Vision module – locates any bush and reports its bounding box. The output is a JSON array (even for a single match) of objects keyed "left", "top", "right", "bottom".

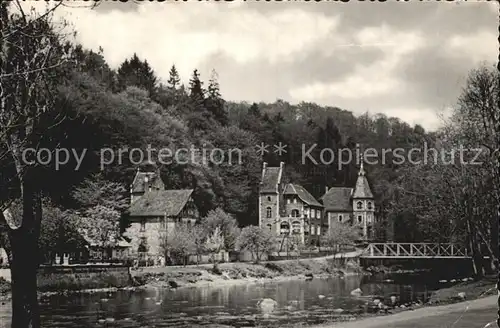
[
  {"left": 0, "top": 277, "right": 11, "bottom": 294},
  {"left": 264, "top": 262, "right": 284, "bottom": 273}
]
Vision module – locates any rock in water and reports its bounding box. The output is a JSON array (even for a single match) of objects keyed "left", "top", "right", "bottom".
[
  {"left": 318, "top": 295, "right": 326, "bottom": 299},
  {"left": 350, "top": 288, "right": 363, "bottom": 296},
  {"left": 257, "top": 298, "right": 278, "bottom": 313},
  {"left": 168, "top": 280, "right": 179, "bottom": 288},
  {"left": 457, "top": 292, "right": 466, "bottom": 300}
]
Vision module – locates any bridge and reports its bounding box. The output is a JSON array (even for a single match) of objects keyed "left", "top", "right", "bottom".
[{"left": 361, "top": 243, "right": 471, "bottom": 259}]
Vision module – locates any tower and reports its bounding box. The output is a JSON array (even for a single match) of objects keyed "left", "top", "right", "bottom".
[
  {"left": 258, "top": 162, "right": 284, "bottom": 235},
  {"left": 352, "top": 160, "right": 375, "bottom": 240}
]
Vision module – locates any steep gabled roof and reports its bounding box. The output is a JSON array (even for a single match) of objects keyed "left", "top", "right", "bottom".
[
  {"left": 129, "top": 189, "right": 194, "bottom": 217},
  {"left": 353, "top": 163, "right": 374, "bottom": 199},
  {"left": 260, "top": 166, "right": 282, "bottom": 193},
  {"left": 283, "top": 183, "right": 323, "bottom": 207},
  {"left": 320, "top": 187, "right": 353, "bottom": 212},
  {"left": 131, "top": 170, "right": 165, "bottom": 193}
]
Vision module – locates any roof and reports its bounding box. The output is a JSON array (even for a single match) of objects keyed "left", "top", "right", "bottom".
[
  {"left": 353, "top": 175, "right": 374, "bottom": 198},
  {"left": 131, "top": 170, "right": 165, "bottom": 193},
  {"left": 260, "top": 166, "right": 282, "bottom": 193},
  {"left": 129, "top": 189, "right": 194, "bottom": 217},
  {"left": 320, "top": 187, "right": 353, "bottom": 212},
  {"left": 283, "top": 183, "right": 323, "bottom": 207}
]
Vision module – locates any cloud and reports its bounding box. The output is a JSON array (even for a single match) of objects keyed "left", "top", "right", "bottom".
[
  {"left": 18, "top": 1, "right": 498, "bottom": 131},
  {"left": 289, "top": 25, "right": 424, "bottom": 100},
  {"left": 446, "top": 30, "right": 498, "bottom": 64}
]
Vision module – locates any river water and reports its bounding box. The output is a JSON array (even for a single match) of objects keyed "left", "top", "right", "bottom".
[{"left": 0, "top": 271, "right": 470, "bottom": 328}]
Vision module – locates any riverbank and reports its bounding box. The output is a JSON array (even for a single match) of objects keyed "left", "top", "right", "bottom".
[
  {"left": 269, "top": 275, "right": 497, "bottom": 328},
  {"left": 319, "top": 294, "right": 497, "bottom": 328},
  {"left": 132, "top": 256, "right": 365, "bottom": 290}
]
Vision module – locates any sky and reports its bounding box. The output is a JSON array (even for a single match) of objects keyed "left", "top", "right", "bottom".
[{"left": 25, "top": 1, "right": 498, "bottom": 131}]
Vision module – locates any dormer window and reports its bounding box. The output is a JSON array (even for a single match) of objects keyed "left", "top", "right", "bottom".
[
  {"left": 293, "top": 198, "right": 297, "bottom": 204},
  {"left": 367, "top": 202, "right": 373, "bottom": 210},
  {"left": 287, "top": 198, "right": 291, "bottom": 204},
  {"left": 357, "top": 201, "right": 363, "bottom": 210}
]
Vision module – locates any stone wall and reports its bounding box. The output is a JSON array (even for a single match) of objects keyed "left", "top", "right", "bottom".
[{"left": 37, "top": 264, "right": 131, "bottom": 292}]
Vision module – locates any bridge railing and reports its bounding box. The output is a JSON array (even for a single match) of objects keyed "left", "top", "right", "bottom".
[{"left": 362, "top": 243, "right": 470, "bottom": 258}]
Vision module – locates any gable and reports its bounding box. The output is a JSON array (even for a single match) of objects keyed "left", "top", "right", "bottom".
[
  {"left": 320, "top": 187, "right": 353, "bottom": 212},
  {"left": 129, "top": 189, "right": 194, "bottom": 217}
]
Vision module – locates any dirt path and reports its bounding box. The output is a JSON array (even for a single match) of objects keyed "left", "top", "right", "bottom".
[{"left": 320, "top": 295, "right": 497, "bottom": 328}]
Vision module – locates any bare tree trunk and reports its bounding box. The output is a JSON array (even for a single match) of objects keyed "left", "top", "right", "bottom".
[{"left": 4, "top": 171, "right": 42, "bottom": 328}]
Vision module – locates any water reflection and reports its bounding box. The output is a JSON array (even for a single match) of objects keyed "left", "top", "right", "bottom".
[{"left": 0, "top": 272, "right": 467, "bottom": 328}]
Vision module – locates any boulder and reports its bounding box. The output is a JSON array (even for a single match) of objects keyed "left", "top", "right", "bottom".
[
  {"left": 350, "top": 288, "right": 363, "bottom": 296},
  {"left": 168, "top": 280, "right": 179, "bottom": 288},
  {"left": 257, "top": 298, "right": 278, "bottom": 313},
  {"left": 457, "top": 292, "right": 466, "bottom": 300}
]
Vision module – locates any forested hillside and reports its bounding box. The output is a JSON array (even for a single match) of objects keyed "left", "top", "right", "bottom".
[
  {"left": 1, "top": 28, "right": 498, "bottom": 261},
  {"left": 11, "top": 46, "right": 435, "bottom": 226}
]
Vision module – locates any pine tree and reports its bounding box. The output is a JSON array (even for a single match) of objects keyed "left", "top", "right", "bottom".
[
  {"left": 167, "top": 64, "right": 181, "bottom": 90},
  {"left": 248, "top": 103, "right": 260, "bottom": 117},
  {"left": 189, "top": 69, "right": 204, "bottom": 101},
  {"left": 206, "top": 69, "right": 227, "bottom": 125},
  {"left": 117, "top": 53, "right": 157, "bottom": 95}
]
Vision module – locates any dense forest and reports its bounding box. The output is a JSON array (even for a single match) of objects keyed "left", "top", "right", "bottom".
[{"left": 1, "top": 3, "right": 499, "bottom": 326}]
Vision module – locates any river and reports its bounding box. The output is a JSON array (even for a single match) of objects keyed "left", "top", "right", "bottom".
[{"left": 0, "top": 271, "right": 471, "bottom": 328}]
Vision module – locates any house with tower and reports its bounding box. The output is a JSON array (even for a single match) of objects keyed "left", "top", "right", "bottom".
[{"left": 258, "top": 160, "right": 378, "bottom": 245}]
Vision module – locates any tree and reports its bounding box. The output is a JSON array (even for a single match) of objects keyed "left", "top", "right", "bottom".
[
  {"left": 77, "top": 205, "right": 121, "bottom": 257},
  {"left": 205, "top": 69, "right": 227, "bottom": 125},
  {"left": 116, "top": 53, "right": 158, "bottom": 95},
  {"left": 205, "top": 226, "right": 224, "bottom": 266},
  {"left": 236, "top": 226, "right": 275, "bottom": 263},
  {"left": 189, "top": 69, "right": 204, "bottom": 103},
  {"left": 201, "top": 208, "right": 240, "bottom": 251},
  {"left": 321, "top": 223, "right": 360, "bottom": 256},
  {"left": 37, "top": 202, "right": 83, "bottom": 264},
  {"left": 167, "top": 64, "right": 181, "bottom": 90},
  {"left": 0, "top": 3, "right": 71, "bottom": 326},
  {"left": 160, "top": 224, "right": 195, "bottom": 266}
]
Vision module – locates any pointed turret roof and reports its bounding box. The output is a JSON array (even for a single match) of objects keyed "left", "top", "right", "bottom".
[{"left": 353, "top": 160, "right": 373, "bottom": 199}]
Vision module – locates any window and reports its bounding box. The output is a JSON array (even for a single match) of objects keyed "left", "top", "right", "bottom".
[
  {"left": 367, "top": 202, "right": 373, "bottom": 210},
  {"left": 311, "top": 225, "right": 316, "bottom": 235},
  {"left": 140, "top": 220, "right": 146, "bottom": 232},
  {"left": 317, "top": 225, "right": 321, "bottom": 235},
  {"left": 311, "top": 209, "right": 316, "bottom": 217},
  {"left": 267, "top": 224, "right": 272, "bottom": 231},
  {"left": 267, "top": 196, "right": 272, "bottom": 202},
  {"left": 280, "top": 222, "right": 290, "bottom": 235},
  {"left": 266, "top": 207, "right": 272, "bottom": 218},
  {"left": 293, "top": 198, "right": 297, "bottom": 204},
  {"left": 316, "top": 210, "right": 321, "bottom": 219},
  {"left": 339, "top": 215, "right": 343, "bottom": 223},
  {"left": 291, "top": 209, "right": 300, "bottom": 217},
  {"left": 357, "top": 201, "right": 363, "bottom": 209},
  {"left": 287, "top": 198, "right": 291, "bottom": 204},
  {"left": 358, "top": 215, "right": 362, "bottom": 223},
  {"left": 292, "top": 221, "right": 301, "bottom": 234}
]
